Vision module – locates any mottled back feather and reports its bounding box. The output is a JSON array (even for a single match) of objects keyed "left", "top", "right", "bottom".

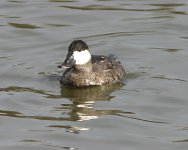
[{"left": 61, "top": 54, "right": 125, "bottom": 87}]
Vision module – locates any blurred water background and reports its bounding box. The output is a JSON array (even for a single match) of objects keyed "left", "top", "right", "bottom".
[{"left": 0, "top": 0, "right": 188, "bottom": 150}]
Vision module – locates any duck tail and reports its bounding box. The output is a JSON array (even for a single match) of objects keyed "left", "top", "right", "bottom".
[{"left": 108, "top": 54, "right": 117, "bottom": 60}]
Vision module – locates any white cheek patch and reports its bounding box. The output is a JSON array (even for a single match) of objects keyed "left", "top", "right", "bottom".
[{"left": 73, "top": 50, "right": 91, "bottom": 65}]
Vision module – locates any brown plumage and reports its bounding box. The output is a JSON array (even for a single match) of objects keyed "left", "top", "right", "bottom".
[{"left": 58, "top": 40, "right": 125, "bottom": 87}]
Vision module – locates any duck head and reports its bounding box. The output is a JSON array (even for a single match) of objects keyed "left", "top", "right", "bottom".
[{"left": 58, "top": 40, "right": 92, "bottom": 69}]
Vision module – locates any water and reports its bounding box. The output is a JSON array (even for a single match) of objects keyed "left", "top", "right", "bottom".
[{"left": 0, "top": 0, "right": 188, "bottom": 149}]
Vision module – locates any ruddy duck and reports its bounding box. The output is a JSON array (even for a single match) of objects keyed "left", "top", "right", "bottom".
[{"left": 58, "top": 40, "right": 125, "bottom": 87}]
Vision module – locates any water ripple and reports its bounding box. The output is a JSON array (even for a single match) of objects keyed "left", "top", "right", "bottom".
[
  {"left": 173, "top": 139, "right": 188, "bottom": 142},
  {"left": 116, "top": 113, "right": 167, "bottom": 124},
  {"left": 0, "top": 86, "right": 55, "bottom": 97},
  {"left": 8, "top": 0, "right": 25, "bottom": 3},
  {"left": 49, "top": 0, "right": 77, "bottom": 2},
  {"left": 61, "top": 5, "right": 173, "bottom": 11},
  {"left": 47, "top": 125, "right": 90, "bottom": 134},
  {"left": 77, "top": 31, "right": 154, "bottom": 40},
  {"left": 8, "top": 22, "right": 41, "bottom": 29},
  {"left": 152, "top": 75, "right": 187, "bottom": 82},
  {"left": 150, "top": 3, "right": 186, "bottom": 7}
]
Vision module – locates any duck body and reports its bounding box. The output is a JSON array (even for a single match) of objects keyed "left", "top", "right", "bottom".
[{"left": 58, "top": 40, "right": 125, "bottom": 87}]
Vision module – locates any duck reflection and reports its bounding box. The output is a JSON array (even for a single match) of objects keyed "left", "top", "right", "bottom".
[
  {"left": 0, "top": 83, "right": 127, "bottom": 123},
  {"left": 57, "top": 83, "right": 124, "bottom": 121}
]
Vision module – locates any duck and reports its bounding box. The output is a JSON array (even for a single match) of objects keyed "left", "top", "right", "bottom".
[{"left": 58, "top": 40, "right": 125, "bottom": 87}]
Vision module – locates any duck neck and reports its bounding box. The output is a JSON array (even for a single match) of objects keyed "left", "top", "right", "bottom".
[{"left": 74, "top": 59, "right": 93, "bottom": 73}]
